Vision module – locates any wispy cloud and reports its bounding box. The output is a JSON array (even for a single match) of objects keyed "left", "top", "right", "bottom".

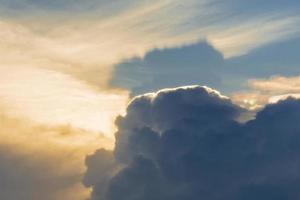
[
  {"left": 0, "top": 0, "right": 218, "bottom": 135},
  {"left": 232, "top": 75, "right": 300, "bottom": 109},
  {"left": 208, "top": 14, "right": 300, "bottom": 58},
  {"left": 1, "top": 0, "right": 299, "bottom": 87}
]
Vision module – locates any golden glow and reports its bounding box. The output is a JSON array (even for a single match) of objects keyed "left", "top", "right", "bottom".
[
  {"left": 232, "top": 75, "right": 300, "bottom": 109},
  {"left": 0, "top": 66, "right": 129, "bottom": 137},
  {"left": 0, "top": 109, "right": 114, "bottom": 200},
  {"left": 0, "top": 3, "right": 209, "bottom": 198},
  {"left": 1, "top": 1, "right": 300, "bottom": 199}
]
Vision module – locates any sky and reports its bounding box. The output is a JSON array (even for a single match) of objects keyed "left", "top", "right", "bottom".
[{"left": 1, "top": 0, "right": 300, "bottom": 200}]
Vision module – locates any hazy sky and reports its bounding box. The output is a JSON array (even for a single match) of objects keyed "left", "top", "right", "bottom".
[{"left": 1, "top": 1, "right": 300, "bottom": 200}]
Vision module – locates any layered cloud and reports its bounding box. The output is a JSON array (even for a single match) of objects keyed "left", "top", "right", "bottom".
[
  {"left": 0, "top": 0, "right": 213, "bottom": 87},
  {"left": 1, "top": 0, "right": 300, "bottom": 87},
  {"left": 111, "top": 37, "right": 300, "bottom": 97},
  {"left": 232, "top": 75, "right": 300, "bottom": 109},
  {"left": 84, "top": 85, "right": 300, "bottom": 200}
]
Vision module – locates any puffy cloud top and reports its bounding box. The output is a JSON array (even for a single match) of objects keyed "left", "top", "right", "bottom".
[{"left": 84, "top": 86, "right": 300, "bottom": 200}]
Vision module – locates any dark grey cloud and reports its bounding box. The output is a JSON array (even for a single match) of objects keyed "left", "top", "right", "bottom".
[
  {"left": 111, "top": 42, "right": 224, "bottom": 95},
  {"left": 111, "top": 38, "right": 300, "bottom": 96},
  {"left": 84, "top": 85, "right": 300, "bottom": 200}
]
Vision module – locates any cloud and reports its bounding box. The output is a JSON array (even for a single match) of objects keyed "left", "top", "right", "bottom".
[
  {"left": 208, "top": 15, "right": 300, "bottom": 58},
  {"left": 84, "top": 85, "right": 300, "bottom": 200},
  {"left": 0, "top": 1, "right": 216, "bottom": 87},
  {"left": 111, "top": 42, "right": 225, "bottom": 96},
  {"left": 1, "top": 0, "right": 300, "bottom": 137},
  {"left": 0, "top": 0, "right": 298, "bottom": 199},
  {"left": 0, "top": 66, "right": 129, "bottom": 136},
  {"left": 0, "top": 1, "right": 219, "bottom": 136},
  {"left": 111, "top": 36, "right": 300, "bottom": 97},
  {"left": 1, "top": 0, "right": 299, "bottom": 88},
  {"left": 0, "top": 108, "right": 114, "bottom": 200},
  {"left": 232, "top": 75, "right": 300, "bottom": 109}
]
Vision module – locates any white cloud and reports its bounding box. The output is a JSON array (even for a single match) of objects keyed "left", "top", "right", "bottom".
[{"left": 208, "top": 15, "right": 300, "bottom": 58}]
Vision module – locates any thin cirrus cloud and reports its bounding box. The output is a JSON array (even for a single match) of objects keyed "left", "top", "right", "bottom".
[
  {"left": 0, "top": 0, "right": 299, "bottom": 87},
  {"left": 208, "top": 15, "right": 300, "bottom": 58}
]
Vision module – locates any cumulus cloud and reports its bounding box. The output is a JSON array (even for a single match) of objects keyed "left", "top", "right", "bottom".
[
  {"left": 84, "top": 85, "right": 300, "bottom": 200},
  {"left": 2, "top": 1, "right": 300, "bottom": 199}
]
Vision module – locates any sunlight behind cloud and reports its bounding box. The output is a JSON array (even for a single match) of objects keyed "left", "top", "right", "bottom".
[
  {"left": 0, "top": 66, "right": 129, "bottom": 137},
  {"left": 232, "top": 75, "right": 300, "bottom": 110},
  {"left": 1, "top": 1, "right": 300, "bottom": 199},
  {"left": 0, "top": 110, "right": 114, "bottom": 200}
]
